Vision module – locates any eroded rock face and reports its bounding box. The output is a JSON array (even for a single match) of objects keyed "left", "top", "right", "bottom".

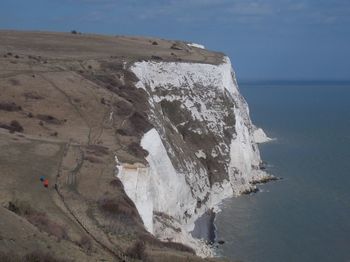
[{"left": 116, "top": 57, "right": 270, "bottom": 256}]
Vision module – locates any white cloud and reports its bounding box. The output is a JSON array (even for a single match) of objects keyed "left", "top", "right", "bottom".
[
  {"left": 228, "top": 2, "right": 275, "bottom": 16},
  {"left": 61, "top": 0, "right": 350, "bottom": 27}
]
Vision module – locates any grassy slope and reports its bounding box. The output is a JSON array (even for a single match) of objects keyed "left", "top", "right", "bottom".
[{"left": 0, "top": 30, "right": 227, "bottom": 262}]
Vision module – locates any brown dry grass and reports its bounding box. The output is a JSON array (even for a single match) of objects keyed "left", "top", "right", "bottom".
[
  {"left": 0, "top": 120, "right": 24, "bottom": 133},
  {"left": 77, "top": 235, "right": 93, "bottom": 252},
  {"left": 0, "top": 251, "right": 70, "bottom": 262},
  {"left": 84, "top": 155, "right": 103, "bottom": 164},
  {"left": 126, "top": 240, "right": 148, "bottom": 261},
  {"left": 36, "top": 114, "right": 63, "bottom": 125},
  {"left": 7, "top": 201, "right": 68, "bottom": 241},
  {"left": 109, "top": 179, "right": 124, "bottom": 189},
  {"left": 98, "top": 196, "right": 138, "bottom": 218},
  {"left": 0, "top": 30, "right": 227, "bottom": 262},
  {"left": 0, "top": 102, "right": 22, "bottom": 111},
  {"left": 86, "top": 144, "right": 109, "bottom": 156},
  {"left": 139, "top": 233, "right": 195, "bottom": 255}
]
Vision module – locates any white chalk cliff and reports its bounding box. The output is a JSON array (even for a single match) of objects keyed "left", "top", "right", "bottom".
[{"left": 116, "top": 56, "right": 271, "bottom": 256}]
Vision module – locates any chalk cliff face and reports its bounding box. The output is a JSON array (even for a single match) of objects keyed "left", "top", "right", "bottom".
[
  {"left": 0, "top": 31, "right": 272, "bottom": 260},
  {"left": 116, "top": 56, "right": 270, "bottom": 256}
]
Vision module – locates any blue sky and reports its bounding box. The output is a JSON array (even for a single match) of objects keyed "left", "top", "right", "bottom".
[{"left": 1, "top": 0, "right": 349, "bottom": 80}]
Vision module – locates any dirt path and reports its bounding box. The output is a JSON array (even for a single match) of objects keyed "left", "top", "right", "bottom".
[
  {"left": 39, "top": 74, "right": 93, "bottom": 145},
  {"left": 0, "top": 30, "right": 227, "bottom": 261}
]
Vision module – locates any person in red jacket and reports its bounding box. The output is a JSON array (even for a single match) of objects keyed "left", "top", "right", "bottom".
[{"left": 43, "top": 179, "right": 49, "bottom": 188}]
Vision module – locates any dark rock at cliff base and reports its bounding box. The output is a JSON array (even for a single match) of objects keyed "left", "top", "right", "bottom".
[
  {"left": 241, "top": 187, "right": 259, "bottom": 195},
  {"left": 259, "top": 161, "right": 268, "bottom": 170},
  {"left": 251, "top": 176, "right": 280, "bottom": 185}
]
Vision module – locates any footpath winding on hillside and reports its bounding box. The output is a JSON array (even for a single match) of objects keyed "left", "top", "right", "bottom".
[{"left": 0, "top": 30, "right": 227, "bottom": 262}]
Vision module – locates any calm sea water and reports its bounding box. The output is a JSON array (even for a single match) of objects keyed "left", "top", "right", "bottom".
[{"left": 215, "top": 81, "right": 350, "bottom": 262}]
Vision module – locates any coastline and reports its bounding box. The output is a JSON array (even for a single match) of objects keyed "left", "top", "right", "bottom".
[
  {"left": 122, "top": 55, "right": 276, "bottom": 258},
  {"left": 190, "top": 174, "right": 280, "bottom": 256},
  {"left": 190, "top": 135, "right": 278, "bottom": 256}
]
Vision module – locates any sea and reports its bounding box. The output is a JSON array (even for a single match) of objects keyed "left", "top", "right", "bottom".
[{"left": 215, "top": 81, "right": 350, "bottom": 262}]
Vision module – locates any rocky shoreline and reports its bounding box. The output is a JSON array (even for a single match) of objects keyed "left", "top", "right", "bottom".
[{"left": 191, "top": 162, "right": 281, "bottom": 254}]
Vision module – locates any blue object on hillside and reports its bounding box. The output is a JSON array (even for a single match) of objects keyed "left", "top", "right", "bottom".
[{"left": 40, "top": 176, "right": 45, "bottom": 182}]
